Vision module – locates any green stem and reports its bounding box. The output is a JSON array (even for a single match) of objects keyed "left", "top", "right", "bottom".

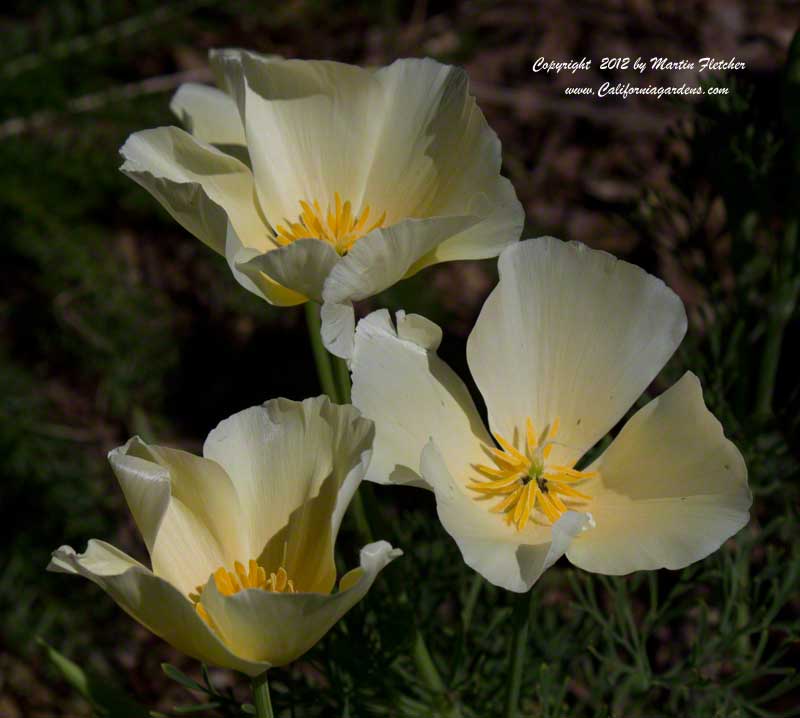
[
  {"left": 755, "top": 219, "right": 799, "bottom": 422},
  {"left": 252, "top": 671, "right": 274, "bottom": 718},
  {"left": 350, "top": 490, "right": 373, "bottom": 543},
  {"left": 462, "top": 573, "right": 484, "bottom": 636},
  {"left": 321, "top": 349, "right": 371, "bottom": 545},
  {"left": 333, "top": 354, "right": 351, "bottom": 404},
  {"left": 505, "top": 591, "right": 533, "bottom": 718},
  {"left": 304, "top": 302, "right": 339, "bottom": 403},
  {"left": 736, "top": 552, "right": 751, "bottom": 657},
  {"left": 298, "top": 320, "right": 461, "bottom": 718},
  {"left": 754, "top": 314, "right": 785, "bottom": 421}
]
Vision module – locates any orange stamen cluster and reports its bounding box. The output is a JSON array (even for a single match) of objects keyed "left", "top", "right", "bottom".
[
  {"left": 274, "top": 192, "right": 386, "bottom": 255},
  {"left": 190, "top": 560, "right": 296, "bottom": 626},
  {"left": 468, "top": 418, "right": 595, "bottom": 531}
]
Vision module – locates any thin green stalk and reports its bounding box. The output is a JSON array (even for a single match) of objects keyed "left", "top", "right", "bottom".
[
  {"left": 350, "top": 490, "right": 373, "bottom": 543},
  {"left": 304, "top": 302, "right": 339, "bottom": 403},
  {"left": 462, "top": 573, "right": 484, "bottom": 636},
  {"left": 736, "top": 546, "right": 752, "bottom": 657},
  {"left": 346, "top": 469, "right": 454, "bottom": 711},
  {"left": 333, "top": 354, "right": 351, "bottom": 404},
  {"left": 755, "top": 313, "right": 788, "bottom": 421},
  {"left": 324, "top": 341, "right": 459, "bottom": 716},
  {"left": 324, "top": 348, "right": 370, "bottom": 542},
  {"left": 755, "top": 219, "right": 799, "bottom": 422},
  {"left": 505, "top": 591, "right": 533, "bottom": 718},
  {"left": 252, "top": 671, "right": 274, "bottom": 718}
]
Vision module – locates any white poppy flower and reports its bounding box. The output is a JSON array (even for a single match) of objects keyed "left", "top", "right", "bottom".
[
  {"left": 120, "top": 51, "right": 524, "bottom": 357},
  {"left": 49, "top": 397, "right": 401, "bottom": 673},
  {"left": 350, "top": 238, "right": 750, "bottom": 592}
]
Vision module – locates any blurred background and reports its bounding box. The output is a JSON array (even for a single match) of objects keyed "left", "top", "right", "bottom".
[{"left": 2, "top": 1, "right": 799, "bottom": 716}]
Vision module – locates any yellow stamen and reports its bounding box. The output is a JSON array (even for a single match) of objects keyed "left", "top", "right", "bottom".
[
  {"left": 551, "top": 483, "right": 591, "bottom": 501},
  {"left": 274, "top": 192, "right": 386, "bottom": 255},
  {"left": 191, "top": 559, "right": 297, "bottom": 628},
  {"left": 467, "top": 416, "right": 592, "bottom": 531},
  {"left": 473, "top": 464, "right": 516, "bottom": 480},
  {"left": 539, "top": 492, "right": 562, "bottom": 523},
  {"left": 195, "top": 602, "right": 217, "bottom": 632},
  {"left": 513, "top": 484, "right": 531, "bottom": 530},
  {"left": 549, "top": 466, "right": 598, "bottom": 479},
  {"left": 521, "top": 485, "right": 538, "bottom": 530},
  {"left": 485, "top": 447, "right": 525, "bottom": 470},
  {"left": 549, "top": 493, "right": 568, "bottom": 514},
  {"left": 526, "top": 418, "right": 538, "bottom": 452},
  {"left": 493, "top": 432, "right": 528, "bottom": 463},
  {"left": 469, "top": 475, "right": 523, "bottom": 492},
  {"left": 490, "top": 489, "right": 522, "bottom": 514}
]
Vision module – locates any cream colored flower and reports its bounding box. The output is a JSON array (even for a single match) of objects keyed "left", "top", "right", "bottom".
[
  {"left": 120, "top": 51, "right": 524, "bottom": 357},
  {"left": 49, "top": 397, "right": 401, "bottom": 673},
  {"left": 350, "top": 237, "right": 750, "bottom": 592}
]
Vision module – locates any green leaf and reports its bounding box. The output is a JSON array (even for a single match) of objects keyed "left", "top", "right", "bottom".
[
  {"left": 38, "top": 637, "right": 91, "bottom": 700},
  {"left": 161, "top": 663, "right": 208, "bottom": 694},
  {"left": 38, "top": 638, "right": 150, "bottom": 718},
  {"left": 172, "top": 702, "right": 223, "bottom": 714}
]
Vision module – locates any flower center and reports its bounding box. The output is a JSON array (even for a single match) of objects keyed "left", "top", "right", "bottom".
[
  {"left": 468, "top": 417, "right": 595, "bottom": 531},
  {"left": 274, "top": 192, "right": 386, "bottom": 255},
  {"left": 190, "top": 559, "right": 296, "bottom": 626}
]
